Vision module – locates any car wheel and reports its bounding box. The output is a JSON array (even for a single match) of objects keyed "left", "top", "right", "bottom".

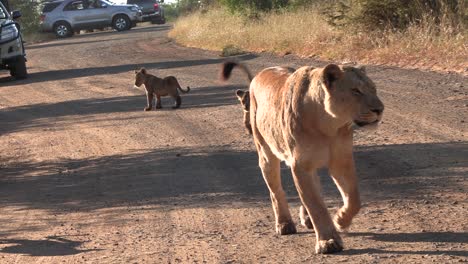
[
  {"left": 113, "top": 15, "right": 130, "bottom": 31},
  {"left": 54, "top": 21, "right": 73, "bottom": 38},
  {"left": 10, "top": 56, "right": 27, "bottom": 79}
]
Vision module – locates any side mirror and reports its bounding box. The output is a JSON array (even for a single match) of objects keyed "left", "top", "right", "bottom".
[{"left": 11, "top": 10, "right": 21, "bottom": 20}]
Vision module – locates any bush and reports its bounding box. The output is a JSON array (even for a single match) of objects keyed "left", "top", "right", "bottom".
[
  {"left": 9, "top": 0, "right": 41, "bottom": 35},
  {"left": 220, "top": 0, "right": 289, "bottom": 14},
  {"left": 325, "top": 0, "right": 467, "bottom": 31}
]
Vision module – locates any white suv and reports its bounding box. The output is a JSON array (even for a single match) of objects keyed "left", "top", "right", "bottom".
[
  {"left": 0, "top": 2, "right": 27, "bottom": 79},
  {"left": 40, "top": 0, "right": 142, "bottom": 38}
]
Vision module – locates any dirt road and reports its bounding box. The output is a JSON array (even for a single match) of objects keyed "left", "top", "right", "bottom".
[{"left": 0, "top": 25, "right": 467, "bottom": 263}]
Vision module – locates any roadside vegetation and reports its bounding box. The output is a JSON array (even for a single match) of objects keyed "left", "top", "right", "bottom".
[{"left": 170, "top": 0, "right": 467, "bottom": 72}]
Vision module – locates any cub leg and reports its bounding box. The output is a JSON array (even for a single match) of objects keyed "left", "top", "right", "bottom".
[
  {"left": 172, "top": 95, "right": 181, "bottom": 109},
  {"left": 144, "top": 93, "right": 154, "bottom": 111},
  {"left": 257, "top": 147, "right": 296, "bottom": 235},
  {"left": 291, "top": 163, "right": 343, "bottom": 254},
  {"left": 155, "top": 95, "right": 163, "bottom": 109}
]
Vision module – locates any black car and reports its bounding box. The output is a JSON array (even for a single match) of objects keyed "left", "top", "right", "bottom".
[{"left": 127, "top": 0, "right": 164, "bottom": 24}]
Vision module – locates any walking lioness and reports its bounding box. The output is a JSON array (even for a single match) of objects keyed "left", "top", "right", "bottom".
[
  {"left": 134, "top": 68, "right": 190, "bottom": 111},
  {"left": 222, "top": 61, "right": 384, "bottom": 254}
]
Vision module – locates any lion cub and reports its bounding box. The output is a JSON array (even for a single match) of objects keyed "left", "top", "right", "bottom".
[
  {"left": 134, "top": 68, "right": 190, "bottom": 111},
  {"left": 235, "top": 89, "right": 252, "bottom": 134}
]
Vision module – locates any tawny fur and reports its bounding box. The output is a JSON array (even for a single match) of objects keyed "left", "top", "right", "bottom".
[
  {"left": 134, "top": 68, "right": 190, "bottom": 111},
  {"left": 222, "top": 62, "right": 384, "bottom": 254}
]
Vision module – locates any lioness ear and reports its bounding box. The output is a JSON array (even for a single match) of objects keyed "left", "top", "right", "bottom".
[
  {"left": 236, "top": 89, "right": 246, "bottom": 99},
  {"left": 356, "top": 65, "right": 366, "bottom": 74},
  {"left": 140, "top": 68, "right": 147, "bottom": 75},
  {"left": 322, "top": 64, "right": 343, "bottom": 90}
]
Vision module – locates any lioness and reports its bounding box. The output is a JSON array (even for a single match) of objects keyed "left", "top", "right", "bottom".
[
  {"left": 134, "top": 68, "right": 190, "bottom": 111},
  {"left": 222, "top": 61, "right": 384, "bottom": 254}
]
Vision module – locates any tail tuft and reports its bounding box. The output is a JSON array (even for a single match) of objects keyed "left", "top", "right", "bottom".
[{"left": 221, "top": 61, "right": 238, "bottom": 81}]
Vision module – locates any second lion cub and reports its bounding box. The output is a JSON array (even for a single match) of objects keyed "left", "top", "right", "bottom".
[{"left": 134, "top": 68, "right": 190, "bottom": 111}]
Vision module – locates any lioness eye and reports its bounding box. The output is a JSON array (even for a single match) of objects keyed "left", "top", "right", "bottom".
[{"left": 352, "top": 88, "right": 363, "bottom": 96}]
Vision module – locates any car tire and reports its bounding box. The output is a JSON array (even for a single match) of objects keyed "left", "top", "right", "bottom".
[
  {"left": 113, "top": 15, "right": 130, "bottom": 31},
  {"left": 54, "top": 21, "right": 73, "bottom": 38},
  {"left": 10, "top": 56, "right": 27, "bottom": 79}
]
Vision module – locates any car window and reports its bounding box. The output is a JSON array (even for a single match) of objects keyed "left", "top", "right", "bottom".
[
  {"left": 42, "top": 2, "right": 62, "bottom": 13},
  {"left": 63, "top": 0, "right": 85, "bottom": 11}
]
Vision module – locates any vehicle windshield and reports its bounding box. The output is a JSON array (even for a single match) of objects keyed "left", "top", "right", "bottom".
[
  {"left": 100, "top": 0, "right": 115, "bottom": 5},
  {"left": 0, "top": 3, "right": 7, "bottom": 20}
]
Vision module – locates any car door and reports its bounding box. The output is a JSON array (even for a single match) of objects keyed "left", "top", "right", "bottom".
[
  {"left": 85, "top": 0, "right": 111, "bottom": 26},
  {"left": 62, "top": 0, "right": 93, "bottom": 28}
]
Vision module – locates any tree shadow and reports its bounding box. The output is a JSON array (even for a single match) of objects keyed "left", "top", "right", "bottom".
[
  {"left": 0, "top": 85, "right": 243, "bottom": 135},
  {"left": 0, "top": 142, "right": 465, "bottom": 214},
  {"left": 0, "top": 236, "right": 98, "bottom": 256},
  {"left": 350, "top": 231, "right": 468, "bottom": 243},
  {"left": 0, "top": 53, "right": 257, "bottom": 86},
  {"left": 341, "top": 248, "right": 467, "bottom": 257},
  {"left": 353, "top": 142, "right": 467, "bottom": 200},
  {"left": 25, "top": 37, "right": 137, "bottom": 50}
]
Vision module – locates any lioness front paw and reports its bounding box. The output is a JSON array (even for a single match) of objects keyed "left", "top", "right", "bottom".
[
  {"left": 144, "top": 107, "right": 152, "bottom": 111},
  {"left": 315, "top": 238, "right": 343, "bottom": 254},
  {"left": 333, "top": 210, "right": 353, "bottom": 232},
  {"left": 276, "top": 221, "right": 297, "bottom": 235}
]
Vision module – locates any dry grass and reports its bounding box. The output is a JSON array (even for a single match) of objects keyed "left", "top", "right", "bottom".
[
  {"left": 23, "top": 32, "right": 56, "bottom": 44},
  {"left": 169, "top": 8, "right": 467, "bottom": 73}
]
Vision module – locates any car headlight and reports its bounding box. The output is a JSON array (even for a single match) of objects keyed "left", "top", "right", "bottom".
[{"left": 0, "top": 24, "right": 19, "bottom": 42}]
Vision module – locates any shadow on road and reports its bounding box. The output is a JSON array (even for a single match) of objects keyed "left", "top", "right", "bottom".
[
  {"left": 354, "top": 142, "right": 467, "bottom": 200},
  {"left": 0, "top": 236, "right": 98, "bottom": 256},
  {"left": 25, "top": 25, "right": 172, "bottom": 51},
  {"left": 0, "top": 54, "right": 257, "bottom": 86},
  {"left": 341, "top": 231, "right": 468, "bottom": 256},
  {"left": 0, "top": 142, "right": 465, "bottom": 212},
  {"left": 0, "top": 85, "right": 243, "bottom": 135},
  {"left": 351, "top": 231, "right": 468, "bottom": 243}
]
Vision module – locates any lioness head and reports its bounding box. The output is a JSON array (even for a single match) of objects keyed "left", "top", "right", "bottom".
[
  {"left": 134, "top": 68, "right": 147, "bottom": 87},
  {"left": 319, "top": 64, "right": 384, "bottom": 128},
  {"left": 235, "top": 89, "right": 250, "bottom": 112}
]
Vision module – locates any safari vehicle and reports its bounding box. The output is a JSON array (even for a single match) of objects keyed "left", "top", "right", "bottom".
[
  {"left": 40, "top": 0, "right": 142, "bottom": 38},
  {"left": 0, "top": 0, "right": 27, "bottom": 79},
  {"left": 126, "top": 0, "right": 164, "bottom": 24}
]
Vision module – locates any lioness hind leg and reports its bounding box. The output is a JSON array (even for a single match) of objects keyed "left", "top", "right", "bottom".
[
  {"left": 299, "top": 205, "right": 314, "bottom": 230},
  {"left": 291, "top": 164, "right": 343, "bottom": 254},
  {"left": 258, "top": 149, "right": 296, "bottom": 235},
  {"left": 172, "top": 96, "right": 181, "bottom": 109}
]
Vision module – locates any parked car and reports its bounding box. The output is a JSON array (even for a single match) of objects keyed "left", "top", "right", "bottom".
[
  {"left": 0, "top": 0, "right": 27, "bottom": 79},
  {"left": 127, "top": 0, "right": 164, "bottom": 24},
  {"left": 40, "top": 0, "right": 142, "bottom": 38}
]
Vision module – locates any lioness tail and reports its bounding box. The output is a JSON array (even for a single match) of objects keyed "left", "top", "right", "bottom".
[{"left": 221, "top": 61, "right": 253, "bottom": 83}]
